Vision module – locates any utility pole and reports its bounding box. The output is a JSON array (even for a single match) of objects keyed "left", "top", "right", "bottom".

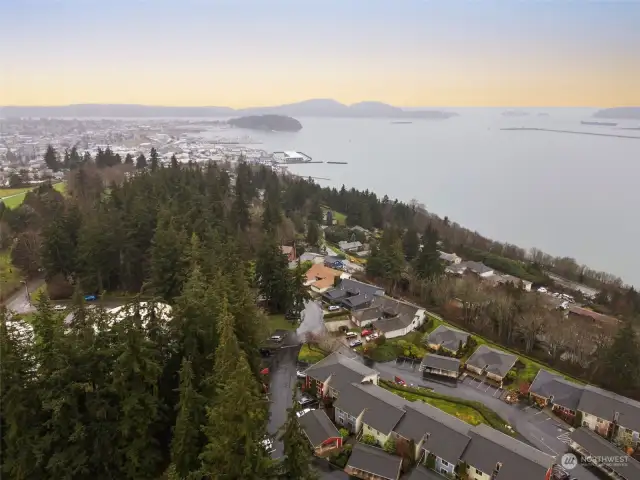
[{"left": 21, "top": 280, "right": 31, "bottom": 306}]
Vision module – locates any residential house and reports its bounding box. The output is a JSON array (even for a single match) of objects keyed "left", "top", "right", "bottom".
[
  {"left": 425, "top": 325, "right": 470, "bottom": 354},
  {"left": 344, "top": 443, "right": 402, "bottom": 480},
  {"left": 465, "top": 345, "right": 517, "bottom": 386},
  {"left": 297, "top": 409, "right": 343, "bottom": 455},
  {"left": 302, "top": 352, "right": 379, "bottom": 400},
  {"left": 462, "top": 424, "right": 554, "bottom": 480},
  {"left": 351, "top": 225, "right": 372, "bottom": 238},
  {"left": 438, "top": 251, "right": 462, "bottom": 264},
  {"left": 393, "top": 401, "right": 472, "bottom": 478},
  {"left": 485, "top": 273, "right": 533, "bottom": 292},
  {"left": 407, "top": 466, "right": 451, "bottom": 480},
  {"left": 322, "top": 279, "right": 385, "bottom": 311},
  {"left": 281, "top": 245, "right": 297, "bottom": 262},
  {"left": 569, "top": 427, "right": 640, "bottom": 480},
  {"left": 446, "top": 261, "right": 494, "bottom": 278},
  {"left": 577, "top": 385, "right": 640, "bottom": 448},
  {"left": 299, "top": 252, "right": 325, "bottom": 264},
  {"left": 528, "top": 369, "right": 585, "bottom": 421},
  {"left": 419, "top": 354, "right": 461, "bottom": 380},
  {"left": 338, "top": 240, "right": 363, "bottom": 252},
  {"left": 350, "top": 296, "right": 426, "bottom": 339},
  {"left": 304, "top": 264, "right": 350, "bottom": 294},
  {"left": 333, "top": 382, "right": 407, "bottom": 440}
]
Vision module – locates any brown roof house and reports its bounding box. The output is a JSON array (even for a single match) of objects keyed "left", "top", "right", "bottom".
[{"left": 304, "top": 263, "right": 350, "bottom": 293}]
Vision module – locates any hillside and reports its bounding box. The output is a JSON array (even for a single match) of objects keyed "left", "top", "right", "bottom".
[{"left": 227, "top": 114, "right": 302, "bottom": 132}]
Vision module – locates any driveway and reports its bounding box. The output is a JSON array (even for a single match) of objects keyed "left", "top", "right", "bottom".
[
  {"left": 3, "top": 278, "right": 44, "bottom": 314},
  {"left": 296, "top": 300, "right": 326, "bottom": 339},
  {"left": 348, "top": 357, "right": 601, "bottom": 480}
]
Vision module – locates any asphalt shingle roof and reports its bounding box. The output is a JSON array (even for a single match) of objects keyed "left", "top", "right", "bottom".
[
  {"left": 420, "top": 353, "right": 461, "bottom": 373},
  {"left": 346, "top": 443, "right": 402, "bottom": 480},
  {"left": 466, "top": 345, "right": 517, "bottom": 378},
  {"left": 569, "top": 427, "right": 640, "bottom": 479},
  {"left": 461, "top": 424, "right": 554, "bottom": 480},
  {"left": 427, "top": 325, "right": 470, "bottom": 351},
  {"left": 303, "top": 352, "right": 378, "bottom": 395},
  {"left": 297, "top": 409, "right": 341, "bottom": 448},
  {"left": 393, "top": 401, "right": 471, "bottom": 464},
  {"left": 408, "top": 466, "right": 449, "bottom": 480},
  {"left": 334, "top": 383, "right": 407, "bottom": 434},
  {"left": 577, "top": 384, "right": 640, "bottom": 433},
  {"left": 528, "top": 369, "right": 584, "bottom": 412}
]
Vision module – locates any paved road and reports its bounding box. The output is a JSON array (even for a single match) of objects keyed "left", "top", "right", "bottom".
[{"left": 3, "top": 278, "right": 44, "bottom": 313}]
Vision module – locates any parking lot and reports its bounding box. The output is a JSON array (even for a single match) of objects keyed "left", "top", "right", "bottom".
[{"left": 460, "top": 375, "right": 504, "bottom": 399}]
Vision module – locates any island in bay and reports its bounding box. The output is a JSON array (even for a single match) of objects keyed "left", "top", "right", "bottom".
[{"left": 227, "top": 114, "right": 303, "bottom": 132}]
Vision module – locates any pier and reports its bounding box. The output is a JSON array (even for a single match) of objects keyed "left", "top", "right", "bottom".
[{"left": 501, "top": 127, "right": 640, "bottom": 140}]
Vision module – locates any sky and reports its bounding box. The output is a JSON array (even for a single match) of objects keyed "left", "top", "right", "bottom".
[{"left": 1, "top": 0, "right": 639, "bottom": 108}]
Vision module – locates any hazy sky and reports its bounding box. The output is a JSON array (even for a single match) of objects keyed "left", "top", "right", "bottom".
[{"left": 1, "top": 0, "right": 639, "bottom": 107}]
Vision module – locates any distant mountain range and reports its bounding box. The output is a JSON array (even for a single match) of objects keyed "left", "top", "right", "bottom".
[
  {"left": 0, "top": 99, "right": 458, "bottom": 119},
  {"left": 593, "top": 107, "right": 640, "bottom": 120}
]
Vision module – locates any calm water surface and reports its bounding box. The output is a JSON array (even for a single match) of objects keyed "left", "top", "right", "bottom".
[{"left": 203, "top": 108, "right": 640, "bottom": 285}]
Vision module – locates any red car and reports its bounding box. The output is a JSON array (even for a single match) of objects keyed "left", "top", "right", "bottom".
[
  {"left": 394, "top": 376, "right": 406, "bottom": 386},
  {"left": 361, "top": 329, "right": 373, "bottom": 337}
]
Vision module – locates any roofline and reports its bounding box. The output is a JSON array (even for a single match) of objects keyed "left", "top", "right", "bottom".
[{"left": 347, "top": 445, "right": 402, "bottom": 480}]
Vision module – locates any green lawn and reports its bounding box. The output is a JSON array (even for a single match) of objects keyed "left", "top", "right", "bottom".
[
  {"left": 321, "top": 206, "right": 347, "bottom": 225},
  {"left": 298, "top": 344, "right": 327, "bottom": 364},
  {"left": 0, "top": 250, "right": 21, "bottom": 301},
  {"left": 266, "top": 314, "right": 297, "bottom": 333},
  {"left": 0, "top": 187, "right": 32, "bottom": 198},
  {"left": 359, "top": 330, "right": 428, "bottom": 362},
  {"left": 0, "top": 182, "right": 66, "bottom": 209},
  {"left": 381, "top": 380, "right": 515, "bottom": 436}
]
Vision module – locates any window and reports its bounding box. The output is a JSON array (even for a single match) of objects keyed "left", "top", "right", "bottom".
[
  {"left": 597, "top": 418, "right": 604, "bottom": 424},
  {"left": 440, "top": 459, "right": 449, "bottom": 467}
]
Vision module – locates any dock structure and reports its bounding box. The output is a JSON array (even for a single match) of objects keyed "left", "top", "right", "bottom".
[{"left": 272, "top": 151, "right": 314, "bottom": 164}]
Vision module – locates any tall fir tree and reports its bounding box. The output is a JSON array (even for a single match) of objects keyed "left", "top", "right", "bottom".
[
  {"left": 136, "top": 153, "right": 148, "bottom": 169},
  {"left": 278, "top": 388, "right": 318, "bottom": 480},
  {"left": 150, "top": 147, "right": 159, "bottom": 171},
  {"left": 599, "top": 320, "right": 640, "bottom": 393},
  {"left": 124, "top": 153, "right": 134, "bottom": 166},
  {"left": 43, "top": 144, "right": 60, "bottom": 171}
]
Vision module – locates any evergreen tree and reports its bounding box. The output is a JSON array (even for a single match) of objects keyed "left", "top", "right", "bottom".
[
  {"left": 199, "top": 303, "right": 272, "bottom": 479},
  {"left": 124, "top": 153, "right": 134, "bottom": 166},
  {"left": 136, "top": 153, "right": 148, "bottom": 169},
  {"left": 256, "top": 236, "right": 294, "bottom": 313},
  {"left": 306, "top": 220, "right": 320, "bottom": 246},
  {"left": 150, "top": 147, "right": 159, "bottom": 171},
  {"left": 309, "top": 200, "right": 324, "bottom": 224},
  {"left": 262, "top": 176, "right": 282, "bottom": 231},
  {"left": 44, "top": 144, "right": 60, "bottom": 171},
  {"left": 402, "top": 226, "right": 420, "bottom": 260},
  {"left": 599, "top": 320, "right": 640, "bottom": 393},
  {"left": 278, "top": 388, "right": 318, "bottom": 480},
  {"left": 149, "top": 210, "right": 189, "bottom": 301},
  {"left": 413, "top": 225, "right": 444, "bottom": 280},
  {"left": 69, "top": 146, "right": 81, "bottom": 169},
  {"left": 82, "top": 151, "right": 92, "bottom": 165},
  {"left": 170, "top": 154, "right": 179, "bottom": 169}
]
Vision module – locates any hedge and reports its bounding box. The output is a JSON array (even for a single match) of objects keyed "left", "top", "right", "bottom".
[
  {"left": 380, "top": 380, "right": 516, "bottom": 436},
  {"left": 324, "top": 310, "right": 349, "bottom": 320}
]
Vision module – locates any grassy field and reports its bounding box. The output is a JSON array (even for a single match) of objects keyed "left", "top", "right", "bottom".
[
  {"left": 298, "top": 344, "right": 327, "bottom": 364},
  {"left": 391, "top": 387, "right": 485, "bottom": 425},
  {"left": 266, "top": 314, "right": 297, "bottom": 333},
  {"left": 321, "top": 206, "right": 347, "bottom": 225},
  {"left": 0, "top": 182, "right": 66, "bottom": 209},
  {"left": 0, "top": 250, "right": 21, "bottom": 301}
]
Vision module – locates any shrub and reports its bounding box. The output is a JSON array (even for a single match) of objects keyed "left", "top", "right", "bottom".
[
  {"left": 426, "top": 453, "right": 436, "bottom": 470},
  {"left": 375, "top": 335, "right": 387, "bottom": 346},
  {"left": 328, "top": 445, "right": 353, "bottom": 468},
  {"left": 324, "top": 310, "right": 348, "bottom": 319},
  {"left": 339, "top": 428, "right": 349, "bottom": 439},
  {"left": 383, "top": 437, "right": 396, "bottom": 454},
  {"left": 361, "top": 434, "right": 377, "bottom": 446}
]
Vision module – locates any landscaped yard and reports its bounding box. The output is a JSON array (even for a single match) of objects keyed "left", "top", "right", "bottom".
[
  {"left": 0, "top": 250, "right": 21, "bottom": 301},
  {"left": 381, "top": 380, "right": 515, "bottom": 436},
  {"left": 298, "top": 344, "right": 327, "bottom": 364},
  {"left": 265, "top": 314, "right": 297, "bottom": 333},
  {"left": 359, "top": 330, "right": 428, "bottom": 362},
  {"left": 0, "top": 182, "right": 66, "bottom": 209}
]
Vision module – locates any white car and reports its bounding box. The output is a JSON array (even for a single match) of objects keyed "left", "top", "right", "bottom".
[
  {"left": 296, "top": 408, "right": 314, "bottom": 418},
  {"left": 270, "top": 335, "right": 284, "bottom": 343},
  {"left": 261, "top": 437, "right": 275, "bottom": 455},
  {"left": 328, "top": 305, "right": 340, "bottom": 312},
  {"left": 349, "top": 340, "right": 362, "bottom": 348},
  {"left": 345, "top": 332, "right": 358, "bottom": 339},
  {"left": 53, "top": 305, "right": 66, "bottom": 311},
  {"left": 296, "top": 370, "right": 307, "bottom": 379}
]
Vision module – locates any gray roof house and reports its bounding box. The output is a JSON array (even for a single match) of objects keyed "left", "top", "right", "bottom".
[
  {"left": 569, "top": 427, "right": 640, "bottom": 480},
  {"left": 303, "top": 352, "right": 379, "bottom": 397},
  {"left": 528, "top": 369, "right": 585, "bottom": 412},
  {"left": 394, "top": 401, "right": 472, "bottom": 467},
  {"left": 419, "top": 353, "right": 461, "bottom": 376},
  {"left": 322, "top": 279, "right": 385, "bottom": 311},
  {"left": 426, "top": 325, "right": 470, "bottom": 351},
  {"left": 446, "top": 261, "right": 494, "bottom": 277},
  {"left": 461, "top": 424, "right": 554, "bottom": 480},
  {"left": 465, "top": 345, "right": 518, "bottom": 381},
  {"left": 297, "top": 409, "right": 342, "bottom": 449},
  {"left": 345, "top": 443, "right": 402, "bottom": 480},
  {"left": 577, "top": 384, "right": 640, "bottom": 434},
  {"left": 334, "top": 383, "right": 407, "bottom": 435}
]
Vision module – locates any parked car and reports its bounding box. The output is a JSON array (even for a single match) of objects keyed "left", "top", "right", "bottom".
[
  {"left": 345, "top": 332, "right": 358, "bottom": 339},
  {"left": 298, "top": 393, "right": 316, "bottom": 407},
  {"left": 328, "top": 305, "right": 340, "bottom": 312},
  {"left": 349, "top": 340, "right": 362, "bottom": 348},
  {"left": 84, "top": 294, "right": 97, "bottom": 301},
  {"left": 361, "top": 329, "right": 373, "bottom": 337},
  {"left": 394, "top": 376, "right": 406, "bottom": 386},
  {"left": 261, "top": 437, "right": 275, "bottom": 455},
  {"left": 53, "top": 305, "right": 66, "bottom": 311},
  {"left": 296, "top": 408, "right": 314, "bottom": 418},
  {"left": 270, "top": 334, "right": 284, "bottom": 343},
  {"left": 296, "top": 370, "right": 307, "bottom": 379}
]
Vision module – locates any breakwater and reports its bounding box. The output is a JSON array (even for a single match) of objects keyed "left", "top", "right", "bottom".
[
  {"left": 501, "top": 127, "right": 640, "bottom": 140},
  {"left": 327, "top": 161, "right": 348, "bottom": 164}
]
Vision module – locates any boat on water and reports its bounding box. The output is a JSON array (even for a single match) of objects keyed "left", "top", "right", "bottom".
[{"left": 581, "top": 121, "right": 618, "bottom": 127}]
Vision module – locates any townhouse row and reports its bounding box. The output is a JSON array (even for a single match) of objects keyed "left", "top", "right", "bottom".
[{"left": 300, "top": 352, "right": 556, "bottom": 480}]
